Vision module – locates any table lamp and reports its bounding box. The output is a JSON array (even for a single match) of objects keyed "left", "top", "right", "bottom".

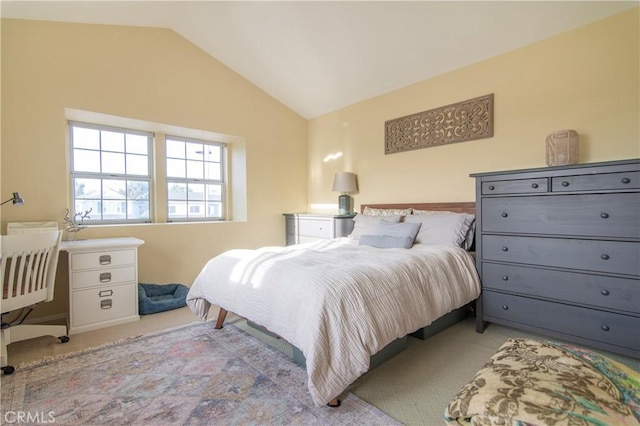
[
  {"left": 332, "top": 172, "right": 357, "bottom": 215},
  {"left": 1, "top": 192, "right": 25, "bottom": 207}
]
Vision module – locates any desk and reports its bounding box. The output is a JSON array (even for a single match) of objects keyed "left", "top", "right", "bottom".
[{"left": 62, "top": 238, "right": 144, "bottom": 335}]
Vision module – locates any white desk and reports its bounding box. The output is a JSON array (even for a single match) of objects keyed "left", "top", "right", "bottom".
[{"left": 62, "top": 237, "right": 144, "bottom": 335}]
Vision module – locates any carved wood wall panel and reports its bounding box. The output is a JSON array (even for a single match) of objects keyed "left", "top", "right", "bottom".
[{"left": 384, "top": 94, "right": 494, "bottom": 154}]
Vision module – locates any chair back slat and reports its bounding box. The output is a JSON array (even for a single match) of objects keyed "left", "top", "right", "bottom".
[{"left": 1, "top": 231, "right": 62, "bottom": 313}]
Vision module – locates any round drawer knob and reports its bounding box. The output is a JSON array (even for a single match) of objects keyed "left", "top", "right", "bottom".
[
  {"left": 501, "top": 275, "right": 509, "bottom": 281},
  {"left": 621, "top": 177, "right": 631, "bottom": 184},
  {"left": 600, "top": 213, "right": 609, "bottom": 219},
  {"left": 501, "top": 212, "right": 508, "bottom": 218},
  {"left": 531, "top": 183, "right": 539, "bottom": 189},
  {"left": 601, "top": 325, "right": 610, "bottom": 332},
  {"left": 502, "top": 305, "right": 509, "bottom": 310},
  {"left": 561, "top": 181, "right": 570, "bottom": 187},
  {"left": 488, "top": 185, "right": 495, "bottom": 191},
  {"left": 601, "top": 254, "right": 610, "bottom": 260},
  {"left": 501, "top": 247, "right": 509, "bottom": 252},
  {"left": 600, "top": 290, "right": 610, "bottom": 296}
]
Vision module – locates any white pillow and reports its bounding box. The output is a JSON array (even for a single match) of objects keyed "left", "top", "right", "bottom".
[
  {"left": 358, "top": 220, "right": 422, "bottom": 249},
  {"left": 404, "top": 213, "right": 475, "bottom": 249},
  {"left": 349, "top": 214, "right": 402, "bottom": 240},
  {"left": 362, "top": 206, "right": 412, "bottom": 217}
]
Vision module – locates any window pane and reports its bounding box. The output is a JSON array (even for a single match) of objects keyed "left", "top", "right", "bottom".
[
  {"left": 168, "top": 201, "right": 187, "bottom": 218},
  {"left": 167, "top": 158, "right": 185, "bottom": 178},
  {"left": 168, "top": 182, "right": 187, "bottom": 200},
  {"left": 103, "top": 200, "right": 126, "bottom": 221},
  {"left": 205, "top": 146, "right": 221, "bottom": 162},
  {"left": 204, "top": 162, "right": 221, "bottom": 180},
  {"left": 186, "top": 160, "right": 203, "bottom": 179},
  {"left": 128, "top": 201, "right": 149, "bottom": 220},
  {"left": 74, "top": 149, "right": 101, "bottom": 172},
  {"left": 126, "top": 134, "right": 148, "bottom": 154},
  {"left": 126, "top": 154, "right": 149, "bottom": 176},
  {"left": 128, "top": 181, "right": 149, "bottom": 200},
  {"left": 102, "top": 152, "right": 125, "bottom": 174},
  {"left": 75, "top": 200, "right": 100, "bottom": 219},
  {"left": 188, "top": 183, "right": 204, "bottom": 201},
  {"left": 207, "top": 184, "right": 222, "bottom": 201},
  {"left": 188, "top": 202, "right": 205, "bottom": 218},
  {"left": 103, "top": 180, "right": 126, "bottom": 199},
  {"left": 75, "top": 178, "right": 101, "bottom": 198},
  {"left": 207, "top": 202, "right": 222, "bottom": 218},
  {"left": 73, "top": 127, "right": 99, "bottom": 150},
  {"left": 186, "top": 142, "right": 204, "bottom": 160},
  {"left": 101, "top": 130, "right": 125, "bottom": 152},
  {"left": 166, "top": 140, "right": 185, "bottom": 158}
]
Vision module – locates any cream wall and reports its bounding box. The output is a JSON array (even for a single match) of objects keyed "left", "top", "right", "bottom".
[
  {"left": 1, "top": 19, "right": 308, "bottom": 318},
  {"left": 308, "top": 8, "right": 640, "bottom": 209}
]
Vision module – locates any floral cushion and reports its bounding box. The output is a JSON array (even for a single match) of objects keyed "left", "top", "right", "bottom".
[{"left": 445, "top": 338, "right": 640, "bottom": 426}]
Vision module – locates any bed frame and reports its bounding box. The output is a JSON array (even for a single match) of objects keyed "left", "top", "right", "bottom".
[{"left": 214, "top": 202, "right": 477, "bottom": 407}]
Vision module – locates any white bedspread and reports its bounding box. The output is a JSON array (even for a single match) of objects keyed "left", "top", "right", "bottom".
[{"left": 186, "top": 238, "right": 480, "bottom": 406}]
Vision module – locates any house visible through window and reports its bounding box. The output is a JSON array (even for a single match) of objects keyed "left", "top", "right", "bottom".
[
  {"left": 166, "top": 136, "right": 225, "bottom": 221},
  {"left": 69, "top": 122, "right": 152, "bottom": 223}
]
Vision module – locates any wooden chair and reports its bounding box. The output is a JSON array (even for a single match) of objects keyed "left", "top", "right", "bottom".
[{"left": 1, "top": 230, "right": 68, "bottom": 374}]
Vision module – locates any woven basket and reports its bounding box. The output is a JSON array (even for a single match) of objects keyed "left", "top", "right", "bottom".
[{"left": 546, "top": 129, "right": 579, "bottom": 166}]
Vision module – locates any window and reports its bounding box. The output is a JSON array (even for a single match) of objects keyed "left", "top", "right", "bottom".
[
  {"left": 166, "top": 136, "right": 225, "bottom": 221},
  {"left": 69, "top": 122, "right": 152, "bottom": 223}
]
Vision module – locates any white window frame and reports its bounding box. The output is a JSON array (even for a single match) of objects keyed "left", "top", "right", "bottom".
[
  {"left": 69, "top": 121, "right": 153, "bottom": 224},
  {"left": 165, "top": 135, "right": 226, "bottom": 222}
]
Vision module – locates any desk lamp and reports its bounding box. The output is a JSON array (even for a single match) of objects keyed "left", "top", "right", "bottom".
[{"left": 0, "top": 192, "right": 25, "bottom": 207}]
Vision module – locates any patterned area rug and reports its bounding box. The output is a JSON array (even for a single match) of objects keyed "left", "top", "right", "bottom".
[{"left": 1, "top": 321, "right": 399, "bottom": 425}]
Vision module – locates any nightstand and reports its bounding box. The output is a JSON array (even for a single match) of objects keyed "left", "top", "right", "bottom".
[
  {"left": 283, "top": 213, "right": 355, "bottom": 246},
  {"left": 61, "top": 237, "right": 144, "bottom": 335}
]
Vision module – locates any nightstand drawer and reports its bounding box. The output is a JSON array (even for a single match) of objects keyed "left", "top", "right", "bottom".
[
  {"left": 70, "top": 249, "right": 136, "bottom": 271},
  {"left": 482, "top": 193, "right": 640, "bottom": 238},
  {"left": 71, "top": 282, "right": 137, "bottom": 328},
  {"left": 482, "top": 262, "right": 640, "bottom": 314},
  {"left": 482, "top": 235, "right": 640, "bottom": 276},
  {"left": 552, "top": 171, "right": 640, "bottom": 192},
  {"left": 71, "top": 266, "right": 137, "bottom": 290},
  {"left": 483, "top": 292, "right": 640, "bottom": 353},
  {"left": 298, "top": 218, "right": 334, "bottom": 238},
  {"left": 482, "top": 178, "right": 548, "bottom": 195}
]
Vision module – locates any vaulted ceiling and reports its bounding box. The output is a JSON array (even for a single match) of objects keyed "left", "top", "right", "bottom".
[{"left": 2, "top": 1, "right": 636, "bottom": 118}]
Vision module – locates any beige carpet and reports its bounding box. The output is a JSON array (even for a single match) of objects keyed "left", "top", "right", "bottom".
[{"left": 5, "top": 307, "right": 639, "bottom": 425}]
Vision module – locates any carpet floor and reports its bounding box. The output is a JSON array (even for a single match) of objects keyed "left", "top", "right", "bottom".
[{"left": 1, "top": 321, "right": 399, "bottom": 425}]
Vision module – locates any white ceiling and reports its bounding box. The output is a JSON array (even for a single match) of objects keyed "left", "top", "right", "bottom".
[{"left": 2, "top": 1, "right": 637, "bottom": 119}]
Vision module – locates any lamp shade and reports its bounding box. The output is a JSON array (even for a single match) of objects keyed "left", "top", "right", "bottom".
[{"left": 332, "top": 172, "right": 357, "bottom": 193}]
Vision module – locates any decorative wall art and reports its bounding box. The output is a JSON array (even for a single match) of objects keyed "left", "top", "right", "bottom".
[{"left": 385, "top": 94, "right": 494, "bottom": 154}]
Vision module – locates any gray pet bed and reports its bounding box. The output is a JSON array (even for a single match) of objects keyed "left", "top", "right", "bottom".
[{"left": 138, "top": 283, "right": 189, "bottom": 315}]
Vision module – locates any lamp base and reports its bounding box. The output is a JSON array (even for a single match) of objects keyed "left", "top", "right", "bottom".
[{"left": 338, "top": 194, "right": 353, "bottom": 215}]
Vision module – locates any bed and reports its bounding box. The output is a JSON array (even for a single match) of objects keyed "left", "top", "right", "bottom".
[{"left": 186, "top": 202, "right": 480, "bottom": 407}]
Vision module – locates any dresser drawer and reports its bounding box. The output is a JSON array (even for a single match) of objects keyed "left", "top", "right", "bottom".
[
  {"left": 483, "top": 292, "right": 640, "bottom": 353},
  {"left": 482, "top": 235, "right": 640, "bottom": 276},
  {"left": 71, "top": 282, "right": 137, "bottom": 328},
  {"left": 297, "top": 218, "right": 334, "bottom": 238},
  {"left": 482, "top": 178, "right": 548, "bottom": 195},
  {"left": 71, "top": 266, "right": 137, "bottom": 290},
  {"left": 482, "top": 262, "right": 640, "bottom": 314},
  {"left": 70, "top": 249, "right": 136, "bottom": 271},
  {"left": 552, "top": 171, "right": 640, "bottom": 192},
  {"left": 482, "top": 193, "right": 640, "bottom": 238}
]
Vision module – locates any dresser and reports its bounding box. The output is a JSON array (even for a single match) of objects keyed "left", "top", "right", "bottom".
[
  {"left": 471, "top": 159, "right": 639, "bottom": 357},
  {"left": 61, "top": 237, "right": 144, "bottom": 335},
  {"left": 283, "top": 213, "right": 355, "bottom": 246}
]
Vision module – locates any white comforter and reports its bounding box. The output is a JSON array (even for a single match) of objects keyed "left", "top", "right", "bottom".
[{"left": 186, "top": 238, "right": 480, "bottom": 406}]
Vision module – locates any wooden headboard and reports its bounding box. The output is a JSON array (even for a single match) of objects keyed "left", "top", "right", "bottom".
[{"left": 360, "top": 202, "right": 475, "bottom": 215}]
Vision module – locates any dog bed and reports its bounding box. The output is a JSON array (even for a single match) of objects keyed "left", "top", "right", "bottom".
[
  {"left": 138, "top": 283, "right": 189, "bottom": 315},
  {"left": 445, "top": 338, "right": 639, "bottom": 425}
]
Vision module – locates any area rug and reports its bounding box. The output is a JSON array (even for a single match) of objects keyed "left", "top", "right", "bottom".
[{"left": 1, "top": 321, "right": 400, "bottom": 425}]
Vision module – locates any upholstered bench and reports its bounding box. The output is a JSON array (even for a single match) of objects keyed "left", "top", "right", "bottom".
[{"left": 445, "top": 338, "right": 639, "bottom": 425}]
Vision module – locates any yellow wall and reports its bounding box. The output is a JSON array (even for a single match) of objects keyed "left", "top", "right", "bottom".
[
  {"left": 1, "top": 19, "right": 308, "bottom": 318},
  {"left": 308, "top": 8, "right": 640, "bottom": 209}
]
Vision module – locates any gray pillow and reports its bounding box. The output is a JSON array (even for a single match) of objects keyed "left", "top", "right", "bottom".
[
  {"left": 349, "top": 213, "right": 402, "bottom": 240},
  {"left": 359, "top": 234, "right": 415, "bottom": 249},
  {"left": 372, "top": 220, "right": 422, "bottom": 240},
  {"left": 404, "top": 212, "right": 475, "bottom": 248}
]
